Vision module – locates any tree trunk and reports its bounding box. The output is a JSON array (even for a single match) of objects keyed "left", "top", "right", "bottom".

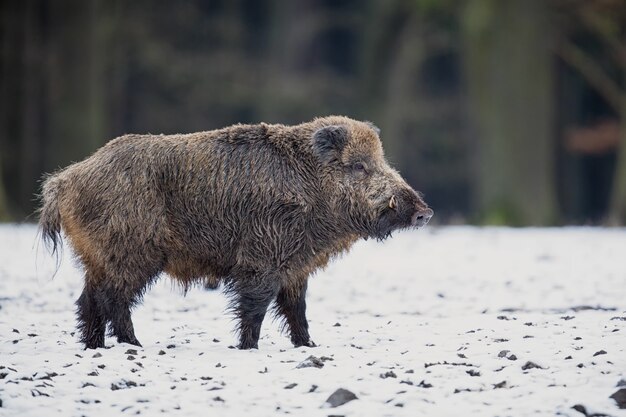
[
  {"left": 463, "top": 0, "right": 557, "bottom": 225},
  {"left": 0, "top": 157, "right": 9, "bottom": 220},
  {"left": 608, "top": 97, "right": 626, "bottom": 224},
  {"left": 20, "top": 0, "right": 46, "bottom": 216}
]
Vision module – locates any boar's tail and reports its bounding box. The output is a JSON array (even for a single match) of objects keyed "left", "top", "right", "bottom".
[{"left": 38, "top": 173, "right": 63, "bottom": 257}]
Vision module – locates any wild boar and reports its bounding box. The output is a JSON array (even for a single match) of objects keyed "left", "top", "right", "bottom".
[{"left": 39, "top": 116, "right": 433, "bottom": 349}]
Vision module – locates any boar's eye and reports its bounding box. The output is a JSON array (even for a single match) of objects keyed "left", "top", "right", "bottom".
[{"left": 352, "top": 162, "right": 368, "bottom": 174}]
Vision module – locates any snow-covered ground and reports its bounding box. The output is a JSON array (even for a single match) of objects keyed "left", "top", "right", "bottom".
[{"left": 1, "top": 225, "right": 625, "bottom": 416}]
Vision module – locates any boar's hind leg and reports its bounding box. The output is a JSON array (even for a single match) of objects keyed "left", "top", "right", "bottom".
[
  {"left": 229, "top": 272, "right": 281, "bottom": 350},
  {"left": 275, "top": 279, "right": 316, "bottom": 348},
  {"left": 105, "top": 289, "right": 142, "bottom": 347},
  {"left": 76, "top": 280, "right": 106, "bottom": 349},
  {"left": 102, "top": 274, "right": 156, "bottom": 347}
]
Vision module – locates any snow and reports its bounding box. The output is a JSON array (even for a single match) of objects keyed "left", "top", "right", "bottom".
[{"left": 1, "top": 224, "right": 625, "bottom": 416}]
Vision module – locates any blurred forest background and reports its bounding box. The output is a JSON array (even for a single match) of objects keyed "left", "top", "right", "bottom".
[{"left": 1, "top": 0, "right": 626, "bottom": 225}]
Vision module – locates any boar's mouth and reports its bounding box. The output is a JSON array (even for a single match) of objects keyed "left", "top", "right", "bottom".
[
  {"left": 371, "top": 207, "right": 411, "bottom": 241},
  {"left": 369, "top": 195, "right": 432, "bottom": 240}
]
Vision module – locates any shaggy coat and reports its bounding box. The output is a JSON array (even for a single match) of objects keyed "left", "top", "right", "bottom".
[{"left": 39, "top": 116, "right": 433, "bottom": 349}]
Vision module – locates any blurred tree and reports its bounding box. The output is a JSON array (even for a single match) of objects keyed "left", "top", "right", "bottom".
[
  {"left": 0, "top": 158, "right": 8, "bottom": 220},
  {"left": 555, "top": 0, "right": 626, "bottom": 223},
  {"left": 463, "top": 0, "right": 557, "bottom": 225}
]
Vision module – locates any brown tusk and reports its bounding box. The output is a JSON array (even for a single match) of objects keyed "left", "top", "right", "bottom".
[{"left": 388, "top": 195, "right": 397, "bottom": 210}]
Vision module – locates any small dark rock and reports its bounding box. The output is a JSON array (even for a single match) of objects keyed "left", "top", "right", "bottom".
[
  {"left": 325, "top": 388, "right": 358, "bottom": 408},
  {"left": 498, "top": 350, "right": 509, "bottom": 358},
  {"left": 87, "top": 371, "right": 98, "bottom": 376},
  {"left": 12, "top": 329, "right": 19, "bottom": 333},
  {"left": 200, "top": 376, "right": 213, "bottom": 381},
  {"left": 31, "top": 389, "right": 49, "bottom": 397},
  {"left": 82, "top": 382, "right": 95, "bottom": 388},
  {"left": 564, "top": 356, "right": 573, "bottom": 360},
  {"left": 167, "top": 344, "right": 175, "bottom": 349},
  {"left": 561, "top": 316, "right": 575, "bottom": 321},
  {"left": 493, "top": 381, "right": 507, "bottom": 389},
  {"left": 417, "top": 380, "right": 433, "bottom": 388},
  {"left": 593, "top": 350, "right": 607, "bottom": 357},
  {"left": 111, "top": 380, "right": 137, "bottom": 391},
  {"left": 0, "top": 373, "right": 7, "bottom": 380},
  {"left": 521, "top": 361, "right": 543, "bottom": 370},
  {"left": 127, "top": 355, "right": 135, "bottom": 361},
  {"left": 466, "top": 369, "right": 481, "bottom": 377},
  {"left": 37, "top": 372, "right": 58, "bottom": 380},
  {"left": 508, "top": 354, "right": 518, "bottom": 361},
  {"left": 333, "top": 322, "right": 341, "bottom": 327},
  {"left": 213, "top": 396, "right": 224, "bottom": 402},
  {"left": 380, "top": 371, "right": 397, "bottom": 379},
  {"left": 284, "top": 383, "right": 297, "bottom": 389},
  {"left": 213, "top": 338, "right": 220, "bottom": 343},
  {"left": 92, "top": 353, "right": 102, "bottom": 358},
  {"left": 125, "top": 349, "right": 138, "bottom": 355},
  {"left": 308, "top": 385, "right": 318, "bottom": 393},
  {"left": 617, "top": 379, "right": 626, "bottom": 387},
  {"left": 158, "top": 350, "right": 166, "bottom": 355},
  {"left": 610, "top": 388, "right": 626, "bottom": 409},
  {"left": 296, "top": 355, "right": 324, "bottom": 369},
  {"left": 572, "top": 403, "right": 612, "bottom": 416}
]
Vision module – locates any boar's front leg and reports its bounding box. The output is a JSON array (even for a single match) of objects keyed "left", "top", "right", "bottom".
[
  {"left": 230, "top": 271, "right": 281, "bottom": 350},
  {"left": 275, "top": 278, "right": 316, "bottom": 348}
]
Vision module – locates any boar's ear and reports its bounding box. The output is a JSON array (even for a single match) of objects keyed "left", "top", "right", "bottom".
[
  {"left": 365, "top": 121, "right": 381, "bottom": 136},
  {"left": 312, "top": 125, "right": 348, "bottom": 164}
]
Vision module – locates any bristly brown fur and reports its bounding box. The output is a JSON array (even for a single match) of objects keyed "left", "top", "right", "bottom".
[{"left": 38, "top": 115, "right": 432, "bottom": 350}]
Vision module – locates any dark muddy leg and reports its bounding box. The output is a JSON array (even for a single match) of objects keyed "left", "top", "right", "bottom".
[
  {"left": 103, "top": 278, "right": 153, "bottom": 347},
  {"left": 275, "top": 280, "right": 315, "bottom": 348},
  {"left": 76, "top": 284, "right": 106, "bottom": 349},
  {"left": 232, "top": 274, "right": 280, "bottom": 350},
  {"left": 106, "top": 293, "right": 142, "bottom": 347}
]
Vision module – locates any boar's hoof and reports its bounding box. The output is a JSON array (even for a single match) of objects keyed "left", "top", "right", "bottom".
[
  {"left": 117, "top": 336, "right": 142, "bottom": 347},
  {"left": 238, "top": 341, "right": 259, "bottom": 350},
  {"left": 293, "top": 339, "right": 317, "bottom": 348}
]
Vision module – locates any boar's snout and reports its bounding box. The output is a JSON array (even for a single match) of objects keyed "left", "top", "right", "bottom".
[
  {"left": 374, "top": 185, "right": 433, "bottom": 239},
  {"left": 412, "top": 207, "right": 434, "bottom": 227},
  {"left": 389, "top": 187, "right": 433, "bottom": 228}
]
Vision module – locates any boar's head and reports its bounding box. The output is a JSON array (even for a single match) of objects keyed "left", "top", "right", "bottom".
[{"left": 312, "top": 119, "right": 433, "bottom": 240}]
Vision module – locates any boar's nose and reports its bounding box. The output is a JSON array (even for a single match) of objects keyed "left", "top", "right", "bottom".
[{"left": 411, "top": 207, "right": 433, "bottom": 227}]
